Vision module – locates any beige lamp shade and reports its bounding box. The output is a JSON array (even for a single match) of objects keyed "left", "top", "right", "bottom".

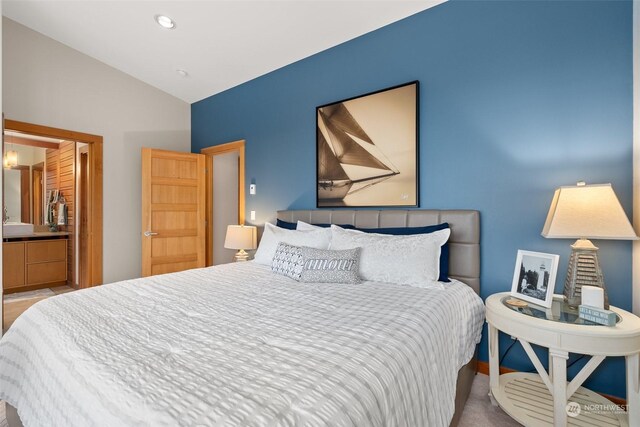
[
  {"left": 224, "top": 225, "right": 257, "bottom": 250},
  {"left": 542, "top": 183, "right": 637, "bottom": 240}
]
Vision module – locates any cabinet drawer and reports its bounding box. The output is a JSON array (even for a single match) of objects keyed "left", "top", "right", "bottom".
[
  {"left": 3, "top": 242, "right": 25, "bottom": 289},
  {"left": 26, "top": 261, "right": 67, "bottom": 285},
  {"left": 26, "top": 240, "right": 67, "bottom": 263}
]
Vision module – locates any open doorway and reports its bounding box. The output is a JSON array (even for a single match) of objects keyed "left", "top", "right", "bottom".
[
  {"left": 2, "top": 120, "right": 103, "bottom": 332},
  {"left": 201, "top": 140, "right": 246, "bottom": 266}
]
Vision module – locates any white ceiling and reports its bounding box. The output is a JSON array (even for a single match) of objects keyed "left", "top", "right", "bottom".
[{"left": 3, "top": 0, "right": 445, "bottom": 104}]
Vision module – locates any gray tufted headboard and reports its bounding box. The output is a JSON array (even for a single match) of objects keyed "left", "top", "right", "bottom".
[{"left": 276, "top": 210, "right": 480, "bottom": 294}]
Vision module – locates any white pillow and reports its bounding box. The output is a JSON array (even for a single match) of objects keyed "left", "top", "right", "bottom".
[
  {"left": 253, "top": 222, "right": 331, "bottom": 265},
  {"left": 329, "top": 225, "right": 450, "bottom": 288},
  {"left": 296, "top": 221, "right": 338, "bottom": 246},
  {"left": 296, "top": 220, "right": 320, "bottom": 231}
]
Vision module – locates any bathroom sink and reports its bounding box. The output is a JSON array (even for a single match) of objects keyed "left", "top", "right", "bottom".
[{"left": 3, "top": 222, "right": 34, "bottom": 236}]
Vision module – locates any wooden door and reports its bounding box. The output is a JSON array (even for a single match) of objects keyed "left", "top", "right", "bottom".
[
  {"left": 141, "top": 148, "right": 206, "bottom": 277},
  {"left": 32, "top": 163, "right": 44, "bottom": 225},
  {"left": 17, "top": 166, "right": 30, "bottom": 223}
]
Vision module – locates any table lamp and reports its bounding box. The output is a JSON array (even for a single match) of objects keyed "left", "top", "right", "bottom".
[
  {"left": 224, "top": 225, "right": 257, "bottom": 262},
  {"left": 541, "top": 182, "right": 637, "bottom": 308}
]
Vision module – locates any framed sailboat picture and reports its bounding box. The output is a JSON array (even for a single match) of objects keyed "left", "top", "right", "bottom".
[{"left": 316, "top": 81, "right": 419, "bottom": 207}]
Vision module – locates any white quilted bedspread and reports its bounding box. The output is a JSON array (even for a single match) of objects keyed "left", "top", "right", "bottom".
[{"left": 0, "top": 262, "right": 484, "bottom": 427}]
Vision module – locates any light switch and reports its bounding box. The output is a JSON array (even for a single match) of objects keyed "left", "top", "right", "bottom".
[
  {"left": 250, "top": 211, "right": 256, "bottom": 221},
  {"left": 249, "top": 184, "right": 256, "bottom": 195}
]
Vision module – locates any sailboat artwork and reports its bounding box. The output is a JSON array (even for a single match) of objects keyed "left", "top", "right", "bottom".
[{"left": 316, "top": 81, "right": 418, "bottom": 207}]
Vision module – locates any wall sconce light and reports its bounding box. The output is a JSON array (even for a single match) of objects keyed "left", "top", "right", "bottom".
[{"left": 3, "top": 145, "right": 18, "bottom": 169}]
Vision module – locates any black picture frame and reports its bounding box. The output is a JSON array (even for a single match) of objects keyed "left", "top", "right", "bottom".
[{"left": 316, "top": 81, "right": 419, "bottom": 208}]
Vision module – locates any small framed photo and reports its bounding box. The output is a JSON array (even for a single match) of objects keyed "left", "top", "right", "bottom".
[{"left": 511, "top": 250, "right": 560, "bottom": 308}]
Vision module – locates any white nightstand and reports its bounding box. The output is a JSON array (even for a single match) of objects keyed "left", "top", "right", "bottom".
[{"left": 485, "top": 292, "right": 640, "bottom": 427}]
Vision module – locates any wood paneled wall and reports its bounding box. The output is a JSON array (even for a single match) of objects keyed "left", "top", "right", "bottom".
[
  {"left": 45, "top": 141, "right": 76, "bottom": 287},
  {"left": 45, "top": 148, "right": 59, "bottom": 197}
]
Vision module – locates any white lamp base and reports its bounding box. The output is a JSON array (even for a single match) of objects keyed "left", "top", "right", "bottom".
[
  {"left": 234, "top": 249, "right": 250, "bottom": 262},
  {"left": 563, "top": 238, "right": 608, "bottom": 309}
]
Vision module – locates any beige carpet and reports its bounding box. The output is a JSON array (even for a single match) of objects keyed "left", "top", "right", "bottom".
[
  {"left": 3, "top": 289, "right": 55, "bottom": 303},
  {"left": 0, "top": 374, "right": 518, "bottom": 427},
  {"left": 459, "top": 373, "right": 520, "bottom": 426},
  {"left": 0, "top": 402, "right": 7, "bottom": 427},
  {"left": 3, "top": 286, "right": 75, "bottom": 333}
]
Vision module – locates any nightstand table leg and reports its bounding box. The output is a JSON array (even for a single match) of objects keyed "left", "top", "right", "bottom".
[
  {"left": 627, "top": 352, "right": 640, "bottom": 425},
  {"left": 550, "top": 349, "right": 569, "bottom": 427},
  {"left": 489, "top": 323, "right": 499, "bottom": 397}
]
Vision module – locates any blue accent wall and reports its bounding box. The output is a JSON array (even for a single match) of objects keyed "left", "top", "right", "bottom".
[{"left": 192, "top": 0, "right": 633, "bottom": 398}]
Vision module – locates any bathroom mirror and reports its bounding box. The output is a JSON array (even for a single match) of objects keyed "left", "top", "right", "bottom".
[
  {"left": 4, "top": 166, "right": 29, "bottom": 223},
  {"left": 3, "top": 142, "right": 47, "bottom": 225}
]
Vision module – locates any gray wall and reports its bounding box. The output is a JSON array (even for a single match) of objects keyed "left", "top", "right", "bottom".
[{"left": 3, "top": 18, "right": 191, "bottom": 282}]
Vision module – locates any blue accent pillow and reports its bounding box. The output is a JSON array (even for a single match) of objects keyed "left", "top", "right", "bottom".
[
  {"left": 276, "top": 219, "right": 297, "bottom": 230},
  {"left": 276, "top": 219, "right": 356, "bottom": 230},
  {"left": 304, "top": 223, "right": 356, "bottom": 229},
  {"left": 355, "top": 223, "right": 451, "bottom": 283}
]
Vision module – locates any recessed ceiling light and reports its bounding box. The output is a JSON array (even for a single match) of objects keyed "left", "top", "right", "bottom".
[
  {"left": 155, "top": 14, "right": 175, "bottom": 29},
  {"left": 176, "top": 69, "right": 189, "bottom": 78}
]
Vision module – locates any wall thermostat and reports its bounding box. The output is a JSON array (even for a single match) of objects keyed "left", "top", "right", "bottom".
[{"left": 249, "top": 184, "right": 257, "bottom": 195}]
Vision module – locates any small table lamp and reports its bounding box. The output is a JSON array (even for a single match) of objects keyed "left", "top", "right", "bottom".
[
  {"left": 224, "top": 225, "right": 257, "bottom": 262},
  {"left": 541, "top": 182, "right": 637, "bottom": 308}
]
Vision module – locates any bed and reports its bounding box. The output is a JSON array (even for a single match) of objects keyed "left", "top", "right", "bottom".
[{"left": 0, "top": 209, "right": 483, "bottom": 427}]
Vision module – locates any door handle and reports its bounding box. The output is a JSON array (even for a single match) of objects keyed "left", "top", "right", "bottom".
[{"left": 144, "top": 231, "right": 158, "bottom": 237}]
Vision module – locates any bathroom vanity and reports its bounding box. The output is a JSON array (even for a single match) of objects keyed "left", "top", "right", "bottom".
[{"left": 3, "top": 232, "right": 69, "bottom": 294}]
